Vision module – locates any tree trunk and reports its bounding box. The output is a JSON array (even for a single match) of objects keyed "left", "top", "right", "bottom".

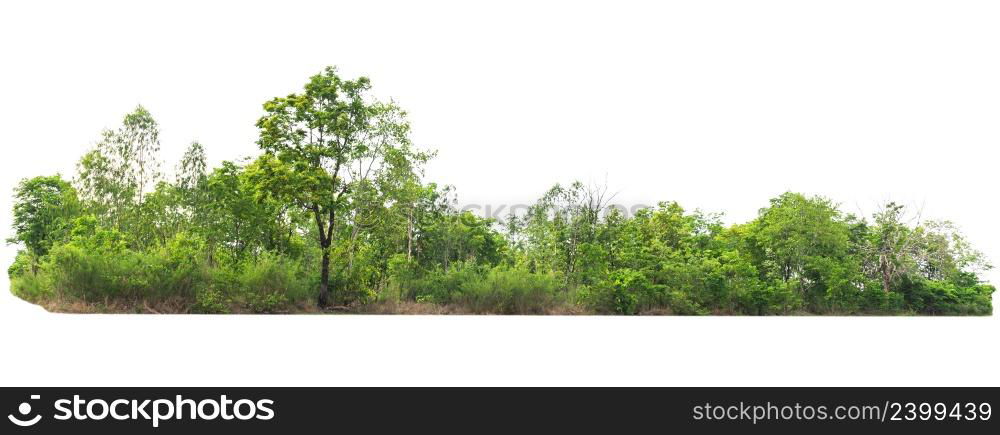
[
  {"left": 347, "top": 226, "right": 360, "bottom": 273},
  {"left": 879, "top": 253, "right": 891, "bottom": 293},
  {"left": 319, "top": 249, "right": 332, "bottom": 307},
  {"left": 406, "top": 209, "right": 413, "bottom": 261}
]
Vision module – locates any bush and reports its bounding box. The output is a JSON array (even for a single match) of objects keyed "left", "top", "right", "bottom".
[
  {"left": 7, "top": 251, "right": 34, "bottom": 278},
  {"left": 901, "top": 277, "right": 993, "bottom": 315},
  {"left": 197, "top": 253, "right": 314, "bottom": 313},
  {"left": 390, "top": 263, "right": 565, "bottom": 314},
  {"left": 44, "top": 231, "right": 211, "bottom": 303},
  {"left": 580, "top": 269, "right": 648, "bottom": 315},
  {"left": 456, "top": 267, "right": 562, "bottom": 314},
  {"left": 46, "top": 243, "right": 146, "bottom": 301},
  {"left": 330, "top": 269, "right": 376, "bottom": 306},
  {"left": 732, "top": 280, "right": 802, "bottom": 315},
  {"left": 658, "top": 290, "right": 708, "bottom": 315},
  {"left": 9, "top": 272, "right": 53, "bottom": 302},
  {"left": 384, "top": 254, "right": 419, "bottom": 301},
  {"left": 244, "top": 292, "right": 289, "bottom": 314},
  {"left": 396, "top": 262, "right": 485, "bottom": 305},
  {"left": 580, "top": 268, "right": 713, "bottom": 315},
  {"left": 192, "top": 288, "right": 229, "bottom": 314},
  {"left": 153, "top": 232, "right": 208, "bottom": 298},
  {"left": 233, "top": 253, "right": 313, "bottom": 313},
  {"left": 19, "top": 219, "right": 316, "bottom": 313},
  {"left": 857, "top": 288, "right": 906, "bottom": 314}
]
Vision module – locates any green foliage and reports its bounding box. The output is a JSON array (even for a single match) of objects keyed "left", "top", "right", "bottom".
[
  {"left": 201, "top": 161, "right": 300, "bottom": 263},
  {"left": 251, "top": 66, "right": 429, "bottom": 306},
  {"left": 193, "top": 288, "right": 229, "bottom": 314},
  {"left": 456, "top": 267, "right": 562, "bottom": 314},
  {"left": 245, "top": 292, "right": 288, "bottom": 314},
  {"left": 155, "top": 232, "right": 209, "bottom": 297},
  {"left": 389, "top": 262, "right": 564, "bottom": 314},
  {"left": 898, "top": 277, "right": 993, "bottom": 315},
  {"left": 9, "top": 175, "right": 80, "bottom": 261},
  {"left": 234, "top": 253, "right": 313, "bottom": 313},
  {"left": 579, "top": 269, "right": 645, "bottom": 315},
  {"left": 8, "top": 250, "right": 34, "bottom": 278},
  {"left": 76, "top": 105, "right": 162, "bottom": 234},
  {"left": 9, "top": 269, "right": 54, "bottom": 302},
  {"left": 7, "top": 68, "right": 993, "bottom": 316},
  {"left": 66, "top": 215, "right": 128, "bottom": 253},
  {"left": 396, "top": 262, "right": 486, "bottom": 305},
  {"left": 734, "top": 281, "right": 802, "bottom": 315},
  {"left": 46, "top": 243, "right": 149, "bottom": 301}
]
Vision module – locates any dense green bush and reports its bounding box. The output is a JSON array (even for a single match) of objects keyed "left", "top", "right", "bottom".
[
  {"left": 733, "top": 281, "right": 802, "bottom": 315},
  {"left": 41, "top": 226, "right": 209, "bottom": 303},
  {"left": 7, "top": 251, "right": 34, "bottom": 279},
  {"left": 900, "top": 277, "right": 994, "bottom": 315},
  {"left": 192, "top": 288, "right": 229, "bottom": 314},
  {"left": 234, "top": 253, "right": 313, "bottom": 313},
  {"left": 153, "top": 232, "right": 210, "bottom": 299},
  {"left": 390, "top": 263, "right": 564, "bottom": 314},
  {"left": 579, "top": 269, "right": 647, "bottom": 315},
  {"left": 396, "top": 262, "right": 486, "bottom": 305},
  {"left": 46, "top": 244, "right": 149, "bottom": 301},
  {"left": 11, "top": 219, "right": 317, "bottom": 313},
  {"left": 578, "top": 268, "right": 717, "bottom": 315},
  {"left": 9, "top": 269, "right": 53, "bottom": 303},
  {"left": 456, "top": 267, "right": 562, "bottom": 314}
]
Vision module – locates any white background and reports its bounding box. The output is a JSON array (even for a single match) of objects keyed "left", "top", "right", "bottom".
[{"left": 1, "top": 0, "right": 997, "bottom": 386}]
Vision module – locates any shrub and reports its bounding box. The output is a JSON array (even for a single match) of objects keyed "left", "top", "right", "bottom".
[
  {"left": 233, "top": 253, "right": 313, "bottom": 312},
  {"left": 244, "top": 292, "right": 289, "bottom": 314},
  {"left": 658, "top": 290, "right": 708, "bottom": 315},
  {"left": 580, "top": 269, "right": 648, "bottom": 315},
  {"left": 384, "top": 254, "right": 419, "bottom": 301},
  {"left": 855, "top": 287, "right": 906, "bottom": 314},
  {"left": 154, "top": 232, "right": 208, "bottom": 298},
  {"left": 456, "top": 267, "right": 562, "bottom": 314},
  {"left": 900, "top": 277, "right": 993, "bottom": 315},
  {"left": 732, "top": 280, "right": 802, "bottom": 315},
  {"left": 330, "top": 268, "right": 376, "bottom": 306},
  {"left": 7, "top": 251, "right": 34, "bottom": 278},
  {"left": 44, "top": 230, "right": 212, "bottom": 303},
  {"left": 9, "top": 272, "right": 53, "bottom": 303},
  {"left": 46, "top": 243, "right": 146, "bottom": 301},
  {"left": 396, "top": 262, "right": 485, "bottom": 304},
  {"left": 192, "top": 288, "right": 229, "bottom": 314}
]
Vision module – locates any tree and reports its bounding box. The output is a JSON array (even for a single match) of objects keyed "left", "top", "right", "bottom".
[
  {"left": 173, "top": 142, "right": 211, "bottom": 235},
  {"left": 865, "top": 203, "right": 991, "bottom": 292},
  {"left": 204, "top": 160, "right": 299, "bottom": 264},
  {"left": 76, "top": 105, "right": 163, "bottom": 233},
  {"left": 8, "top": 175, "right": 80, "bottom": 273},
  {"left": 867, "top": 202, "right": 925, "bottom": 292},
  {"left": 746, "top": 193, "right": 851, "bottom": 283},
  {"left": 176, "top": 141, "right": 208, "bottom": 194},
  {"left": 251, "top": 66, "right": 426, "bottom": 306},
  {"left": 517, "top": 181, "right": 615, "bottom": 284}
]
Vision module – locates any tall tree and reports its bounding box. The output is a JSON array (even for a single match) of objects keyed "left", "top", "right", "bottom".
[
  {"left": 868, "top": 202, "right": 924, "bottom": 292},
  {"left": 176, "top": 141, "right": 208, "bottom": 193},
  {"left": 251, "top": 66, "right": 426, "bottom": 306},
  {"left": 746, "top": 192, "right": 851, "bottom": 284},
  {"left": 76, "top": 105, "right": 163, "bottom": 233}
]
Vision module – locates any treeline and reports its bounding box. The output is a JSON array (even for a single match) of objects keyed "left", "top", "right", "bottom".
[{"left": 7, "top": 67, "right": 994, "bottom": 315}]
